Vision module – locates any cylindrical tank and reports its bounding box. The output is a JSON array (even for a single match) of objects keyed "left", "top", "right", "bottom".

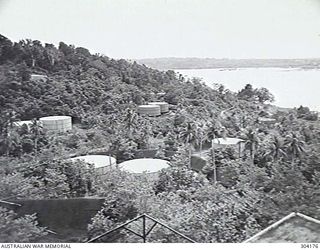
[
  {"left": 39, "top": 116, "right": 72, "bottom": 133},
  {"left": 119, "top": 158, "right": 170, "bottom": 174},
  {"left": 69, "top": 155, "right": 117, "bottom": 175},
  {"left": 137, "top": 105, "right": 161, "bottom": 116},
  {"left": 148, "top": 102, "right": 169, "bottom": 113}
]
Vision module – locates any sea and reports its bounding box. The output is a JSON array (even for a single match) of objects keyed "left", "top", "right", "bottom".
[{"left": 176, "top": 67, "right": 320, "bottom": 111}]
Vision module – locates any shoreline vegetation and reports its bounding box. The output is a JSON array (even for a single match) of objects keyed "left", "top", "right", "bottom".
[
  {"left": 0, "top": 34, "right": 320, "bottom": 243},
  {"left": 137, "top": 57, "right": 320, "bottom": 70}
]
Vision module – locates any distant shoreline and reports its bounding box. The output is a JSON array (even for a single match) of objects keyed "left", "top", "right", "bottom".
[
  {"left": 174, "top": 66, "right": 319, "bottom": 70},
  {"left": 136, "top": 58, "right": 320, "bottom": 71}
]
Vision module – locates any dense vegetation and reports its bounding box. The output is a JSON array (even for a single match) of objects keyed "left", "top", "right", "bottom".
[{"left": 0, "top": 34, "right": 319, "bottom": 243}]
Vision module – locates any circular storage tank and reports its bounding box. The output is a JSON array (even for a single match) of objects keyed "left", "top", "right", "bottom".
[
  {"left": 39, "top": 116, "right": 72, "bottom": 133},
  {"left": 69, "top": 155, "right": 116, "bottom": 175},
  {"left": 137, "top": 105, "right": 161, "bottom": 116},
  {"left": 148, "top": 102, "right": 169, "bottom": 113},
  {"left": 119, "top": 158, "right": 170, "bottom": 174}
]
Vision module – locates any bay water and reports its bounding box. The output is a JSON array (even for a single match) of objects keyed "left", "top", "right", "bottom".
[{"left": 177, "top": 67, "right": 320, "bottom": 111}]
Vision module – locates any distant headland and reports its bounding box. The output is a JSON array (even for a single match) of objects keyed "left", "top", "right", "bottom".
[{"left": 137, "top": 57, "right": 320, "bottom": 70}]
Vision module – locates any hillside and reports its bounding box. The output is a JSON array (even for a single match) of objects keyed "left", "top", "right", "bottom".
[{"left": 0, "top": 35, "right": 236, "bottom": 123}]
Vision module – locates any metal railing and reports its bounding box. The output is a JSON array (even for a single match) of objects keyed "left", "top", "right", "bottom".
[{"left": 86, "top": 213, "right": 196, "bottom": 243}]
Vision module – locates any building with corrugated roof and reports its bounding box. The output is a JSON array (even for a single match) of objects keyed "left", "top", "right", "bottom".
[{"left": 244, "top": 212, "right": 320, "bottom": 243}]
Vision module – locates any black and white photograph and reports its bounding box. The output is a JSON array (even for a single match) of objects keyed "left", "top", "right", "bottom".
[{"left": 0, "top": 0, "right": 319, "bottom": 246}]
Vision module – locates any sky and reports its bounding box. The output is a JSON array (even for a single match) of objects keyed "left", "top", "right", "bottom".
[{"left": 0, "top": 0, "right": 320, "bottom": 59}]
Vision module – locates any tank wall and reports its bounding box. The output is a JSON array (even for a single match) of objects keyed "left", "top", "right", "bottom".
[
  {"left": 73, "top": 156, "right": 117, "bottom": 176},
  {"left": 95, "top": 162, "right": 117, "bottom": 176},
  {"left": 148, "top": 102, "right": 169, "bottom": 113},
  {"left": 158, "top": 103, "right": 169, "bottom": 113},
  {"left": 137, "top": 106, "right": 161, "bottom": 116},
  {"left": 40, "top": 117, "right": 72, "bottom": 132}
]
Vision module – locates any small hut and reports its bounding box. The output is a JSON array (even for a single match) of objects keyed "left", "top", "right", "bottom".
[
  {"left": 212, "top": 137, "right": 245, "bottom": 157},
  {"left": 258, "top": 117, "right": 276, "bottom": 125},
  {"left": 13, "top": 120, "right": 33, "bottom": 128},
  {"left": 212, "top": 137, "right": 244, "bottom": 147},
  {"left": 30, "top": 74, "right": 48, "bottom": 82}
]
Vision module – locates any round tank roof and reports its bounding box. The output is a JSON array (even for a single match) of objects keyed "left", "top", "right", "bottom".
[
  {"left": 40, "top": 116, "right": 71, "bottom": 121},
  {"left": 69, "top": 155, "right": 116, "bottom": 168},
  {"left": 119, "top": 158, "right": 170, "bottom": 174},
  {"left": 138, "top": 105, "right": 160, "bottom": 108},
  {"left": 212, "top": 137, "right": 244, "bottom": 145},
  {"left": 148, "top": 102, "right": 168, "bottom": 105}
]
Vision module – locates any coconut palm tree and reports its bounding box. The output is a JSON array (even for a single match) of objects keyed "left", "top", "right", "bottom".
[
  {"left": 29, "top": 119, "right": 42, "bottom": 158},
  {"left": 284, "top": 133, "right": 306, "bottom": 166},
  {"left": 205, "top": 120, "right": 224, "bottom": 185},
  {"left": 179, "top": 122, "right": 198, "bottom": 168},
  {"left": 123, "top": 108, "right": 138, "bottom": 137},
  {"left": 196, "top": 122, "right": 207, "bottom": 156},
  {"left": 266, "top": 135, "right": 287, "bottom": 162},
  {"left": 243, "top": 128, "right": 259, "bottom": 164},
  {"left": 206, "top": 120, "right": 222, "bottom": 142}
]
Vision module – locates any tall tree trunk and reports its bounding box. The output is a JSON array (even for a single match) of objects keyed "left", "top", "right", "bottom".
[
  {"left": 34, "top": 137, "right": 38, "bottom": 159},
  {"left": 31, "top": 58, "right": 35, "bottom": 68},
  {"left": 211, "top": 140, "right": 217, "bottom": 185},
  {"left": 251, "top": 144, "right": 255, "bottom": 165},
  {"left": 5, "top": 139, "right": 10, "bottom": 157},
  {"left": 188, "top": 143, "right": 192, "bottom": 169},
  {"left": 291, "top": 155, "right": 295, "bottom": 167}
]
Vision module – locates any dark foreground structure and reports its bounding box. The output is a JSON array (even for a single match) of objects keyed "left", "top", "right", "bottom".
[
  {"left": 244, "top": 212, "right": 320, "bottom": 243},
  {"left": 1, "top": 198, "right": 106, "bottom": 242}
]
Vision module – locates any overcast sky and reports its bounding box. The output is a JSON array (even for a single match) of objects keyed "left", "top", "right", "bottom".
[{"left": 0, "top": 0, "right": 320, "bottom": 59}]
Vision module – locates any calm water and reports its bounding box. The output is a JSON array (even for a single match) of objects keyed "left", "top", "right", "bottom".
[{"left": 177, "top": 68, "right": 320, "bottom": 111}]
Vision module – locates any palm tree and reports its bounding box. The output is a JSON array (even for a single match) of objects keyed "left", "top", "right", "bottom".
[
  {"left": 123, "top": 108, "right": 138, "bottom": 137},
  {"left": 266, "top": 136, "right": 286, "bottom": 162},
  {"left": 29, "top": 119, "right": 42, "bottom": 158},
  {"left": 2, "top": 133, "right": 13, "bottom": 156},
  {"left": 284, "top": 133, "right": 306, "bottom": 166},
  {"left": 205, "top": 120, "right": 224, "bottom": 184},
  {"left": 243, "top": 128, "right": 259, "bottom": 164},
  {"left": 196, "top": 122, "right": 207, "bottom": 156},
  {"left": 0, "top": 111, "right": 18, "bottom": 156},
  {"left": 206, "top": 120, "right": 222, "bottom": 142},
  {"left": 179, "top": 122, "right": 197, "bottom": 168}
]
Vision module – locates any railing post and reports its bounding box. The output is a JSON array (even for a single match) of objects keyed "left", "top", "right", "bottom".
[{"left": 142, "top": 215, "right": 146, "bottom": 243}]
